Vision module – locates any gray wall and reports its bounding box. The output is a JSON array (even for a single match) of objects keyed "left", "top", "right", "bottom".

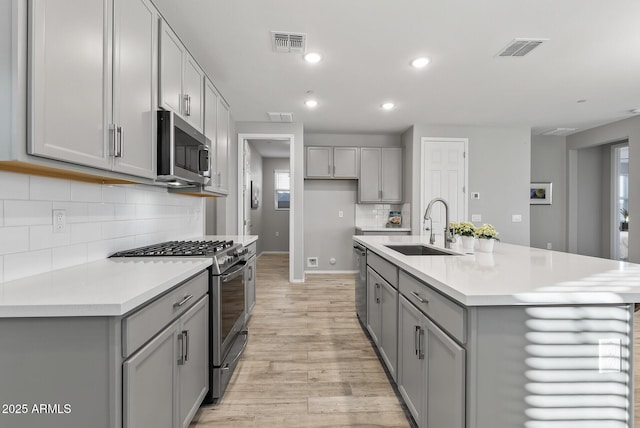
[
  {"left": 247, "top": 143, "right": 263, "bottom": 254},
  {"left": 236, "top": 122, "right": 304, "bottom": 281},
  {"left": 261, "top": 158, "right": 290, "bottom": 252},
  {"left": 576, "top": 146, "right": 604, "bottom": 257},
  {"left": 408, "top": 125, "right": 531, "bottom": 246},
  {"left": 304, "top": 180, "right": 357, "bottom": 271},
  {"left": 566, "top": 116, "right": 640, "bottom": 262},
  {"left": 530, "top": 136, "right": 567, "bottom": 251}
]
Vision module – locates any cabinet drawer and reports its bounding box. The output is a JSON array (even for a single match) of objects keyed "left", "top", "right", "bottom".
[
  {"left": 399, "top": 270, "right": 466, "bottom": 343},
  {"left": 367, "top": 251, "right": 398, "bottom": 289},
  {"left": 245, "top": 242, "right": 257, "bottom": 258},
  {"left": 122, "top": 270, "right": 208, "bottom": 358}
]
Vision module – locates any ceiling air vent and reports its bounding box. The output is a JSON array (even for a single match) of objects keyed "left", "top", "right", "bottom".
[
  {"left": 541, "top": 128, "right": 577, "bottom": 136},
  {"left": 268, "top": 112, "right": 294, "bottom": 123},
  {"left": 497, "top": 38, "right": 547, "bottom": 57},
  {"left": 271, "top": 31, "right": 306, "bottom": 53}
]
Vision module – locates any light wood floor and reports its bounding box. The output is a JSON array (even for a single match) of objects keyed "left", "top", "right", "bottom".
[{"left": 190, "top": 253, "right": 412, "bottom": 428}]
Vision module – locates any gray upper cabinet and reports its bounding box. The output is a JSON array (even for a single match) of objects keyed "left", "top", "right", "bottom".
[
  {"left": 215, "top": 97, "right": 230, "bottom": 194},
  {"left": 29, "top": 0, "right": 157, "bottom": 179},
  {"left": 359, "top": 147, "right": 403, "bottom": 203},
  {"left": 305, "top": 146, "right": 359, "bottom": 179},
  {"left": 159, "top": 20, "right": 205, "bottom": 133}
]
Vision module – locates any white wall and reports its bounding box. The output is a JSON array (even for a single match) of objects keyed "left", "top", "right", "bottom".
[
  {"left": 261, "top": 158, "right": 290, "bottom": 252},
  {"left": 0, "top": 171, "right": 204, "bottom": 282},
  {"left": 235, "top": 122, "right": 304, "bottom": 281},
  {"left": 408, "top": 125, "right": 531, "bottom": 246},
  {"left": 530, "top": 135, "right": 567, "bottom": 251}
]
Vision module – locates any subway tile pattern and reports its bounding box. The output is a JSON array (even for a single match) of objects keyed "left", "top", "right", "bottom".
[
  {"left": 0, "top": 172, "right": 204, "bottom": 282},
  {"left": 355, "top": 203, "right": 411, "bottom": 228}
]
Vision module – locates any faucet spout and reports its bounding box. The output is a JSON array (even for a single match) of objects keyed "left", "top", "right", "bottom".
[{"left": 423, "top": 198, "right": 454, "bottom": 249}]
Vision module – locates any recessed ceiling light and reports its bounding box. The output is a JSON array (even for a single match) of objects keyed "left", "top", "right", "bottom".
[
  {"left": 381, "top": 102, "right": 395, "bottom": 111},
  {"left": 411, "top": 57, "right": 430, "bottom": 68},
  {"left": 303, "top": 52, "right": 322, "bottom": 63},
  {"left": 305, "top": 99, "right": 318, "bottom": 108}
]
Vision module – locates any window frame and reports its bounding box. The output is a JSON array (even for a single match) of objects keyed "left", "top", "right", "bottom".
[{"left": 274, "top": 169, "right": 290, "bottom": 211}]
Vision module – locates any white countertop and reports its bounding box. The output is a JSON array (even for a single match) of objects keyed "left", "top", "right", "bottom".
[
  {"left": 0, "top": 258, "right": 212, "bottom": 318},
  {"left": 356, "top": 227, "right": 412, "bottom": 232},
  {"left": 354, "top": 235, "right": 640, "bottom": 306}
]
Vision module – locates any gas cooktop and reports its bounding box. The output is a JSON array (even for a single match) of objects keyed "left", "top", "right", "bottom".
[{"left": 110, "top": 240, "right": 235, "bottom": 257}]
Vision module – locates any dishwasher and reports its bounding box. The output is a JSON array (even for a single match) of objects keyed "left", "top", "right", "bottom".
[{"left": 353, "top": 243, "right": 367, "bottom": 327}]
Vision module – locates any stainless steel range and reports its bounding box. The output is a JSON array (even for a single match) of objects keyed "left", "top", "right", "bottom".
[{"left": 111, "top": 239, "right": 249, "bottom": 404}]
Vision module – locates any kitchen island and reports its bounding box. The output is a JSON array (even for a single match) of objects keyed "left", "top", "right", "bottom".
[{"left": 355, "top": 234, "right": 640, "bottom": 428}]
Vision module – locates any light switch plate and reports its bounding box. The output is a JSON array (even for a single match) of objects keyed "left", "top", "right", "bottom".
[
  {"left": 512, "top": 214, "right": 522, "bottom": 222},
  {"left": 471, "top": 214, "right": 481, "bottom": 222}
]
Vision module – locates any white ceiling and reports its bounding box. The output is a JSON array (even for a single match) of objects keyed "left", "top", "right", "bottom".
[
  {"left": 153, "top": 0, "right": 640, "bottom": 135},
  {"left": 248, "top": 139, "right": 290, "bottom": 158}
]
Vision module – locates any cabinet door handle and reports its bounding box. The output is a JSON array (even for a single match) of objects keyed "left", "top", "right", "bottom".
[
  {"left": 328, "top": 165, "right": 331, "bottom": 174},
  {"left": 177, "top": 332, "right": 185, "bottom": 365},
  {"left": 183, "top": 330, "right": 189, "bottom": 362},
  {"left": 418, "top": 326, "right": 425, "bottom": 360},
  {"left": 379, "top": 189, "right": 383, "bottom": 200},
  {"left": 116, "top": 126, "right": 123, "bottom": 158},
  {"left": 333, "top": 165, "right": 336, "bottom": 176},
  {"left": 375, "top": 283, "right": 381, "bottom": 303},
  {"left": 411, "top": 291, "right": 428, "bottom": 304},
  {"left": 184, "top": 94, "right": 191, "bottom": 116},
  {"left": 414, "top": 325, "right": 420, "bottom": 356},
  {"left": 173, "top": 294, "right": 193, "bottom": 308},
  {"left": 248, "top": 266, "right": 253, "bottom": 281},
  {"left": 110, "top": 124, "right": 118, "bottom": 156}
]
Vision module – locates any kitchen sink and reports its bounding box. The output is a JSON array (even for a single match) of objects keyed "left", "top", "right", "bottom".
[{"left": 385, "top": 244, "right": 460, "bottom": 256}]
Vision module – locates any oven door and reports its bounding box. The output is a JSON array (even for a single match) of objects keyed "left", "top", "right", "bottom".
[{"left": 212, "top": 262, "right": 247, "bottom": 366}]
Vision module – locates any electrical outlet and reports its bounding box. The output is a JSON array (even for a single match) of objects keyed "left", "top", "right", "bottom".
[
  {"left": 546, "top": 243, "right": 552, "bottom": 250},
  {"left": 275, "top": 231, "right": 279, "bottom": 237},
  {"left": 53, "top": 209, "right": 66, "bottom": 233},
  {"left": 512, "top": 214, "right": 522, "bottom": 222},
  {"left": 338, "top": 210, "right": 344, "bottom": 218},
  {"left": 471, "top": 214, "right": 481, "bottom": 222},
  {"left": 307, "top": 257, "right": 318, "bottom": 268}
]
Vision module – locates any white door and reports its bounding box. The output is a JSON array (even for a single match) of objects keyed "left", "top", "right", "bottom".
[
  {"left": 243, "top": 140, "right": 251, "bottom": 236},
  {"left": 421, "top": 138, "right": 467, "bottom": 237}
]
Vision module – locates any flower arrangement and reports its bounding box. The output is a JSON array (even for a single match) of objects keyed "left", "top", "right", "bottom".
[
  {"left": 475, "top": 223, "right": 499, "bottom": 240},
  {"left": 453, "top": 221, "right": 475, "bottom": 237}
]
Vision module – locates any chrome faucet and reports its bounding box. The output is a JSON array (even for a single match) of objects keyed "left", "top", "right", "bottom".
[{"left": 423, "top": 197, "right": 455, "bottom": 249}]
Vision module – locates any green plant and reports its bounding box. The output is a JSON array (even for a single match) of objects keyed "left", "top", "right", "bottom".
[{"left": 475, "top": 223, "right": 499, "bottom": 240}]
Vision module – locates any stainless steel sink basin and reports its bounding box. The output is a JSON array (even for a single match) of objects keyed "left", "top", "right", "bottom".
[{"left": 385, "top": 244, "right": 460, "bottom": 256}]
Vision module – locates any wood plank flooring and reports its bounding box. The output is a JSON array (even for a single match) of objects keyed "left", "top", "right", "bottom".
[{"left": 190, "top": 253, "right": 412, "bottom": 428}]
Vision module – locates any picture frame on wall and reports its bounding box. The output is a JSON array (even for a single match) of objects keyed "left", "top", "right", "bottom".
[
  {"left": 530, "top": 182, "right": 552, "bottom": 205},
  {"left": 251, "top": 181, "right": 259, "bottom": 209}
]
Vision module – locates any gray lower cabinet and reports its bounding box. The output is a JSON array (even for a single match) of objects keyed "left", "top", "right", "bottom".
[
  {"left": 245, "top": 255, "right": 257, "bottom": 320},
  {"left": 397, "top": 295, "right": 465, "bottom": 428},
  {"left": 366, "top": 266, "right": 398, "bottom": 381}
]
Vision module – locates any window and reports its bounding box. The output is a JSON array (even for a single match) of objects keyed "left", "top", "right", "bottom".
[{"left": 274, "top": 170, "right": 290, "bottom": 210}]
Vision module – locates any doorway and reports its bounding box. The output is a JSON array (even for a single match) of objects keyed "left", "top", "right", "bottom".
[
  {"left": 612, "top": 143, "right": 629, "bottom": 261},
  {"left": 237, "top": 133, "right": 295, "bottom": 282},
  {"left": 420, "top": 137, "right": 468, "bottom": 236}
]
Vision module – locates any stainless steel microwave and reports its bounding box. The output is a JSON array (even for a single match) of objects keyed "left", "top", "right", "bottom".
[{"left": 157, "top": 110, "right": 210, "bottom": 186}]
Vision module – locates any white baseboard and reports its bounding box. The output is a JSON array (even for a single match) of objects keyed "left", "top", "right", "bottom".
[{"left": 257, "top": 251, "right": 289, "bottom": 258}]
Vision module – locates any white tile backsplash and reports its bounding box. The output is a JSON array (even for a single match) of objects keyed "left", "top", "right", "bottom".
[
  {"left": 355, "top": 203, "right": 411, "bottom": 228},
  {"left": 0, "top": 171, "right": 29, "bottom": 200},
  {"left": 30, "top": 176, "right": 71, "bottom": 201},
  {"left": 0, "top": 171, "right": 204, "bottom": 282},
  {"left": 29, "top": 224, "right": 71, "bottom": 250},
  {"left": 4, "top": 249, "right": 52, "bottom": 282},
  {"left": 4, "top": 200, "right": 52, "bottom": 226},
  {"left": 0, "top": 227, "right": 29, "bottom": 255}
]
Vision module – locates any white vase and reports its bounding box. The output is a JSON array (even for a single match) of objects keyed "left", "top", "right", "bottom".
[
  {"left": 450, "top": 234, "right": 461, "bottom": 250},
  {"left": 461, "top": 236, "right": 475, "bottom": 253},
  {"left": 477, "top": 238, "right": 495, "bottom": 253}
]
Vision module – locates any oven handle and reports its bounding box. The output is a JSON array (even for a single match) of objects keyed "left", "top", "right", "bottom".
[
  {"left": 221, "top": 331, "right": 248, "bottom": 371},
  {"left": 221, "top": 263, "right": 247, "bottom": 282}
]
